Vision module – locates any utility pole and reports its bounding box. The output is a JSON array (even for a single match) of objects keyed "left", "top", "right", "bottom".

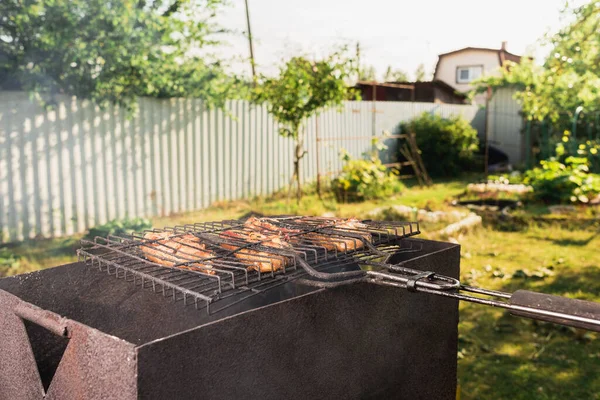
[
  {"left": 356, "top": 41, "right": 361, "bottom": 80},
  {"left": 244, "top": 0, "right": 257, "bottom": 83}
]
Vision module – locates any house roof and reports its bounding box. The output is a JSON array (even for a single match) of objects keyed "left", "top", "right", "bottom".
[
  {"left": 383, "top": 80, "right": 467, "bottom": 98},
  {"left": 355, "top": 79, "right": 467, "bottom": 103},
  {"left": 355, "top": 80, "right": 415, "bottom": 90},
  {"left": 433, "top": 46, "right": 525, "bottom": 79},
  {"left": 437, "top": 46, "right": 523, "bottom": 60}
]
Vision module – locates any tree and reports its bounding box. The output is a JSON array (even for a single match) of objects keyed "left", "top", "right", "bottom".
[
  {"left": 358, "top": 65, "right": 377, "bottom": 81},
  {"left": 0, "top": 0, "right": 240, "bottom": 109},
  {"left": 473, "top": 1, "right": 600, "bottom": 123},
  {"left": 383, "top": 66, "right": 409, "bottom": 82},
  {"left": 253, "top": 50, "right": 357, "bottom": 201},
  {"left": 414, "top": 63, "right": 426, "bottom": 82}
]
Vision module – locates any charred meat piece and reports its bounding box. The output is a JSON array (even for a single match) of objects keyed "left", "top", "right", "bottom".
[
  {"left": 220, "top": 229, "right": 292, "bottom": 273},
  {"left": 141, "top": 231, "right": 216, "bottom": 275}
]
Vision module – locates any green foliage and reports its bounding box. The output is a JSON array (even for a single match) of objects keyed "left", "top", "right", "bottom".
[
  {"left": 414, "top": 63, "right": 427, "bottom": 82},
  {"left": 401, "top": 112, "right": 479, "bottom": 177},
  {"left": 486, "top": 172, "right": 524, "bottom": 185},
  {"left": 331, "top": 149, "right": 404, "bottom": 203},
  {"left": 555, "top": 131, "right": 600, "bottom": 173},
  {"left": 0, "top": 248, "right": 20, "bottom": 269},
  {"left": 521, "top": 130, "right": 600, "bottom": 204},
  {"left": 0, "top": 0, "right": 242, "bottom": 109},
  {"left": 523, "top": 157, "right": 600, "bottom": 204},
  {"left": 358, "top": 65, "right": 377, "bottom": 81},
  {"left": 473, "top": 2, "right": 600, "bottom": 122},
  {"left": 383, "top": 66, "right": 409, "bottom": 82},
  {"left": 85, "top": 217, "right": 152, "bottom": 241},
  {"left": 253, "top": 50, "right": 357, "bottom": 139},
  {"left": 252, "top": 48, "right": 357, "bottom": 201}
]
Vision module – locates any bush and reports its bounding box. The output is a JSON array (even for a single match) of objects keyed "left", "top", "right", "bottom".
[
  {"left": 85, "top": 217, "right": 152, "bottom": 241},
  {"left": 554, "top": 133, "right": 600, "bottom": 174},
  {"left": 331, "top": 156, "right": 404, "bottom": 202},
  {"left": 0, "top": 248, "right": 20, "bottom": 270},
  {"left": 523, "top": 157, "right": 600, "bottom": 204},
  {"left": 400, "top": 112, "right": 479, "bottom": 178},
  {"left": 487, "top": 171, "right": 524, "bottom": 185}
]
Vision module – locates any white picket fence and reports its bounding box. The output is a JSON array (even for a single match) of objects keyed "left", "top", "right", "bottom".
[{"left": 0, "top": 91, "right": 483, "bottom": 242}]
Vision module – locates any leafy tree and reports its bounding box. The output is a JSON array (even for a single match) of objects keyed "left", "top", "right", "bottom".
[
  {"left": 383, "top": 66, "right": 409, "bottom": 82},
  {"left": 0, "top": 0, "right": 241, "bottom": 109},
  {"left": 358, "top": 64, "right": 376, "bottom": 81},
  {"left": 253, "top": 50, "right": 357, "bottom": 201},
  {"left": 414, "top": 63, "right": 427, "bottom": 82},
  {"left": 473, "top": 1, "right": 600, "bottom": 123}
]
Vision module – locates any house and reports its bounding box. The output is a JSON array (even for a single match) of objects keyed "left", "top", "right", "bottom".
[
  {"left": 355, "top": 80, "right": 467, "bottom": 104},
  {"left": 434, "top": 43, "right": 531, "bottom": 166},
  {"left": 433, "top": 42, "right": 524, "bottom": 104}
]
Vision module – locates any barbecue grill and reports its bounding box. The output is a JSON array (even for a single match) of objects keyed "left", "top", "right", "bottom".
[{"left": 1, "top": 216, "right": 599, "bottom": 400}]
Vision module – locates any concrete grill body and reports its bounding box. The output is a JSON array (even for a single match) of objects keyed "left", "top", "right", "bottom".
[{"left": 0, "top": 237, "right": 460, "bottom": 400}]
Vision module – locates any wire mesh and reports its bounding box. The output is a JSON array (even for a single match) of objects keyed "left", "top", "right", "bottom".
[{"left": 77, "top": 216, "right": 420, "bottom": 313}]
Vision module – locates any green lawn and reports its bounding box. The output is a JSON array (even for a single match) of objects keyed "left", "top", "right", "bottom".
[
  {"left": 458, "top": 224, "right": 600, "bottom": 400},
  {"left": 1, "top": 178, "right": 599, "bottom": 399}
]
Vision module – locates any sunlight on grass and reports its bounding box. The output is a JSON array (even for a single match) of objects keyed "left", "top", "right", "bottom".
[{"left": 496, "top": 343, "right": 525, "bottom": 356}]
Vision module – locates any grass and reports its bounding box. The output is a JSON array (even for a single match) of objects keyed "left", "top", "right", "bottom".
[
  {"left": 457, "top": 223, "right": 600, "bottom": 400},
  {"left": 0, "top": 236, "right": 82, "bottom": 277},
  {"left": 1, "top": 177, "right": 599, "bottom": 399}
]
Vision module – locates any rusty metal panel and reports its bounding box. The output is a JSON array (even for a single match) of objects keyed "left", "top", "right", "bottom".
[
  {"left": 0, "top": 289, "right": 138, "bottom": 400},
  {"left": 45, "top": 322, "right": 137, "bottom": 400},
  {"left": 0, "top": 292, "right": 45, "bottom": 400}
]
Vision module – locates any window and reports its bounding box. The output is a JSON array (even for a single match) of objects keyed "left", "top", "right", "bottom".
[{"left": 456, "top": 66, "right": 483, "bottom": 83}]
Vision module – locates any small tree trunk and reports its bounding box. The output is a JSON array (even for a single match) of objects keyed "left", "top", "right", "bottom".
[
  {"left": 295, "top": 128, "right": 306, "bottom": 203},
  {"left": 286, "top": 126, "right": 306, "bottom": 205}
]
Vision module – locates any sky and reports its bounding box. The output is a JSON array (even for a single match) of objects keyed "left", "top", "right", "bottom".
[{"left": 215, "top": 0, "right": 580, "bottom": 80}]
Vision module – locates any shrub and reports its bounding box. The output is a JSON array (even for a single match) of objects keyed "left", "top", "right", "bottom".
[
  {"left": 85, "top": 217, "right": 152, "bottom": 241},
  {"left": 554, "top": 132, "right": 600, "bottom": 174},
  {"left": 0, "top": 248, "right": 20, "bottom": 270},
  {"left": 400, "top": 112, "right": 479, "bottom": 178},
  {"left": 331, "top": 155, "right": 404, "bottom": 202},
  {"left": 486, "top": 172, "right": 524, "bottom": 185},
  {"left": 523, "top": 157, "right": 600, "bottom": 204}
]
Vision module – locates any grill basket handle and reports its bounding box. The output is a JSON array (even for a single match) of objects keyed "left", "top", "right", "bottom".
[{"left": 509, "top": 290, "right": 600, "bottom": 332}]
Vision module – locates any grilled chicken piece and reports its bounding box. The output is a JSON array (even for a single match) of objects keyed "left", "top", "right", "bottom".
[
  {"left": 303, "top": 232, "right": 367, "bottom": 252},
  {"left": 220, "top": 229, "right": 292, "bottom": 273},
  {"left": 141, "top": 231, "right": 215, "bottom": 275},
  {"left": 244, "top": 216, "right": 371, "bottom": 251},
  {"left": 244, "top": 217, "right": 301, "bottom": 235},
  {"left": 299, "top": 217, "right": 372, "bottom": 251},
  {"left": 245, "top": 216, "right": 372, "bottom": 252}
]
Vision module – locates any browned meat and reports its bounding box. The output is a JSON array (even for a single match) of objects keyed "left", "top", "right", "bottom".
[
  {"left": 220, "top": 229, "right": 292, "bottom": 273},
  {"left": 301, "top": 233, "right": 366, "bottom": 252},
  {"left": 245, "top": 216, "right": 372, "bottom": 252},
  {"left": 141, "top": 232, "right": 216, "bottom": 275},
  {"left": 299, "top": 217, "right": 372, "bottom": 251},
  {"left": 244, "top": 217, "right": 301, "bottom": 235}
]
